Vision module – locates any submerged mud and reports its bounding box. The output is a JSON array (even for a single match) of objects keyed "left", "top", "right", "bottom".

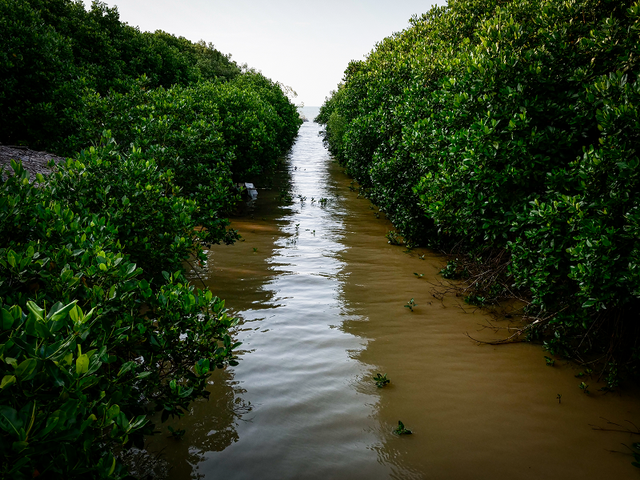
[{"left": 146, "top": 120, "right": 640, "bottom": 480}]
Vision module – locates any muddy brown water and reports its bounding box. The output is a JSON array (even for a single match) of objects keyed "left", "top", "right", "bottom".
[{"left": 145, "top": 120, "right": 640, "bottom": 479}]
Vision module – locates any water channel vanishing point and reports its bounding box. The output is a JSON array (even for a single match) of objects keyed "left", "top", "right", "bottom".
[{"left": 146, "top": 109, "right": 640, "bottom": 480}]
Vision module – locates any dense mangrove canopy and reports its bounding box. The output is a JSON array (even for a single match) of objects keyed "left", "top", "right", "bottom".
[
  {"left": 317, "top": 0, "right": 640, "bottom": 383},
  {"left": 0, "top": 0, "right": 301, "bottom": 477}
]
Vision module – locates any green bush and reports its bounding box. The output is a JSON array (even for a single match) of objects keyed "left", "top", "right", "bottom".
[
  {"left": 0, "top": 0, "right": 241, "bottom": 149},
  {"left": 57, "top": 75, "right": 300, "bottom": 235},
  {"left": 0, "top": 2, "right": 302, "bottom": 476},
  {"left": 48, "top": 133, "right": 211, "bottom": 280},
  {"left": 61, "top": 74, "right": 301, "bottom": 180},
  {"left": 0, "top": 159, "right": 240, "bottom": 479},
  {"left": 0, "top": 0, "right": 81, "bottom": 146},
  {"left": 318, "top": 0, "right": 640, "bottom": 376}
]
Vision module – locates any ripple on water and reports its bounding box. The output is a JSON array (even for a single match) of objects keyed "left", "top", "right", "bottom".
[{"left": 147, "top": 120, "right": 640, "bottom": 480}]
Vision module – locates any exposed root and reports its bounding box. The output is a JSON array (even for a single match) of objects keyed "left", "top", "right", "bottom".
[
  {"left": 465, "top": 319, "right": 540, "bottom": 345},
  {"left": 590, "top": 418, "right": 640, "bottom": 436}
]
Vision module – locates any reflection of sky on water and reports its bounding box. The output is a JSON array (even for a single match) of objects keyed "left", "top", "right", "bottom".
[{"left": 156, "top": 120, "right": 396, "bottom": 480}]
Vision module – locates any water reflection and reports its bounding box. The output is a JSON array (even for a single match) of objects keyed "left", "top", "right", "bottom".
[
  {"left": 151, "top": 121, "right": 394, "bottom": 479},
  {"left": 145, "top": 153, "right": 296, "bottom": 479},
  {"left": 142, "top": 367, "right": 249, "bottom": 479}
]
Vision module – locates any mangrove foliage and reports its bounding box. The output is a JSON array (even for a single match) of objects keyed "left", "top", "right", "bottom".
[
  {"left": 317, "top": 0, "right": 640, "bottom": 385},
  {"left": 0, "top": 0, "right": 302, "bottom": 478}
]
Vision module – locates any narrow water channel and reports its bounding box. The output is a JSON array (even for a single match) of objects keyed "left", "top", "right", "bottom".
[{"left": 147, "top": 114, "right": 640, "bottom": 479}]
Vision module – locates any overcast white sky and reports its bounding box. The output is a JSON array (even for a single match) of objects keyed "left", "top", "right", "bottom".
[{"left": 81, "top": 0, "right": 448, "bottom": 106}]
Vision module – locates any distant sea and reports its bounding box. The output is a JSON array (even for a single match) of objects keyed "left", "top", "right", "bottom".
[{"left": 298, "top": 106, "right": 321, "bottom": 123}]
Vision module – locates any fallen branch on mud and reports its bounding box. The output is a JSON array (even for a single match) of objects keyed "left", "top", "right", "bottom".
[{"left": 464, "top": 307, "right": 571, "bottom": 346}]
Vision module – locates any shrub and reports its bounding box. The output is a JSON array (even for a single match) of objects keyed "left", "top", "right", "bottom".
[
  {"left": 318, "top": 0, "right": 640, "bottom": 376},
  {"left": 0, "top": 159, "right": 240, "bottom": 479},
  {"left": 0, "top": 0, "right": 241, "bottom": 149}
]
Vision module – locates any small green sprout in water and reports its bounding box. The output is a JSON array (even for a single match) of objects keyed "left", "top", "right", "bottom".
[
  {"left": 418, "top": 254, "right": 425, "bottom": 260},
  {"left": 373, "top": 373, "right": 390, "bottom": 388},
  {"left": 464, "top": 294, "right": 486, "bottom": 306},
  {"left": 544, "top": 356, "right": 555, "bottom": 367},
  {"left": 557, "top": 394, "right": 562, "bottom": 404},
  {"left": 278, "top": 189, "right": 292, "bottom": 202},
  {"left": 393, "top": 420, "right": 412, "bottom": 435},
  {"left": 604, "top": 362, "right": 619, "bottom": 391},
  {"left": 440, "top": 259, "right": 469, "bottom": 280},
  {"left": 579, "top": 382, "right": 590, "bottom": 394},
  {"left": 575, "top": 368, "right": 592, "bottom": 379},
  {"left": 404, "top": 298, "right": 417, "bottom": 312},
  {"left": 167, "top": 425, "right": 186, "bottom": 440},
  {"left": 386, "top": 231, "right": 402, "bottom": 245},
  {"left": 413, "top": 273, "right": 424, "bottom": 278},
  {"left": 319, "top": 197, "right": 328, "bottom": 205},
  {"left": 374, "top": 212, "right": 380, "bottom": 219}
]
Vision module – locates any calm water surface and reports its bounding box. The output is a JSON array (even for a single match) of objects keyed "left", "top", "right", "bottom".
[{"left": 147, "top": 113, "right": 640, "bottom": 480}]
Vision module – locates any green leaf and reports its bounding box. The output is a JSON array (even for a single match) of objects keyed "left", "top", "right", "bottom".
[
  {"left": 7, "top": 251, "right": 17, "bottom": 268},
  {"left": 108, "top": 455, "right": 116, "bottom": 476},
  {"left": 48, "top": 301, "right": 77, "bottom": 323},
  {"left": 34, "top": 319, "right": 51, "bottom": 339},
  {"left": 36, "top": 413, "right": 62, "bottom": 439},
  {"left": 26, "top": 301, "right": 44, "bottom": 321},
  {"left": 15, "top": 358, "right": 38, "bottom": 381},
  {"left": 76, "top": 354, "right": 90, "bottom": 375},
  {"left": 0, "top": 375, "right": 16, "bottom": 390},
  {"left": 130, "top": 415, "right": 148, "bottom": 430},
  {"left": 118, "top": 361, "right": 136, "bottom": 377},
  {"left": 107, "top": 404, "right": 120, "bottom": 420},
  {"left": 69, "top": 305, "right": 80, "bottom": 323},
  {"left": 1, "top": 308, "right": 14, "bottom": 330},
  {"left": 0, "top": 406, "right": 23, "bottom": 434},
  {"left": 12, "top": 440, "right": 29, "bottom": 452},
  {"left": 63, "top": 352, "right": 73, "bottom": 366}
]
